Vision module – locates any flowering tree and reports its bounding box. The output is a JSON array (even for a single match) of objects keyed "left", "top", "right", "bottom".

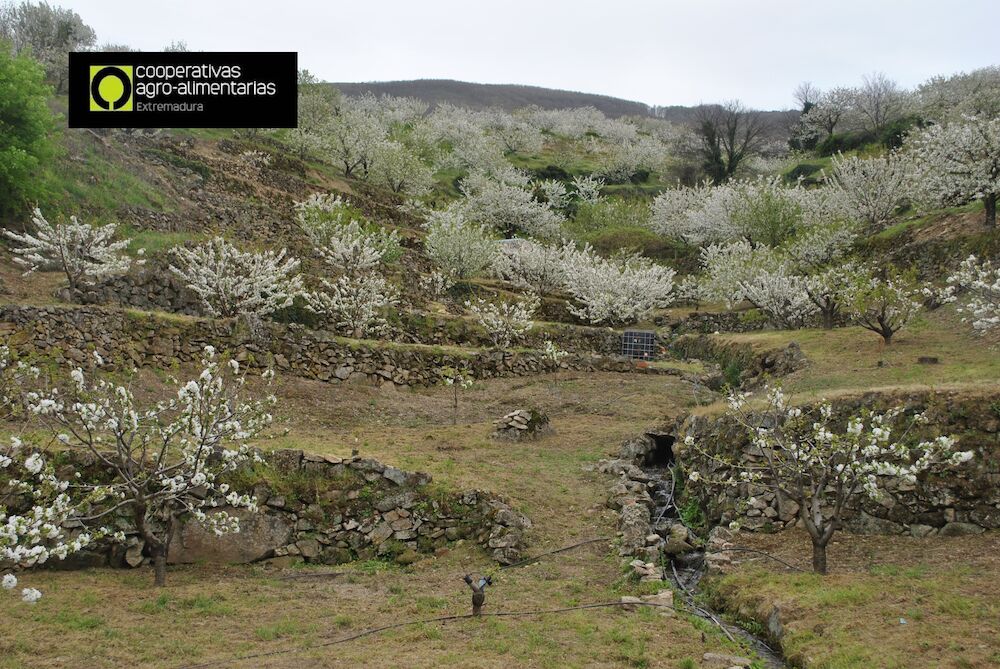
[
  {"left": 852, "top": 72, "right": 910, "bottom": 135},
  {"left": 908, "top": 117, "right": 1000, "bottom": 227},
  {"left": 492, "top": 240, "right": 567, "bottom": 295},
  {"left": 5, "top": 208, "right": 138, "bottom": 293},
  {"left": 940, "top": 255, "right": 1000, "bottom": 333},
  {"left": 466, "top": 295, "right": 538, "bottom": 350},
  {"left": 418, "top": 270, "right": 454, "bottom": 301},
  {"left": 370, "top": 140, "right": 434, "bottom": 197},
  {"left": 800, "top": 86, "right": 855, "bottom": 138},
  {"left": 828, "top": 152, "right": 909, "bottom": 230},
  {"left": 536, "top": 180, "right": 570, "bottom": 212},
  {"left": 844, "top": 269, "right": 921, "bottom": 345},
  {"left": 1, "top": 346, "right": 114, "bottom": 604},
  {"left": 169, "top": 237, "right": 303, "bottom": 318},
  {"left": 323, "top": 109, "right": 385, "bottom": 178},
  {"left": 683, "top": 386, "right": 971, "bottom": 573},
  {"left": 306, "top": 273, "right": 400, "bottom": 338},
  {"left": 804, "top": 263, "right": 859, "bottom": 329},
  {"left": 423, "top": 210, "right": 497, "bottom": 280},
  {"left": 441, "top": 367, "right": 474, "bottom": 425},
  {"left": 697, "top": 240, "right": 780, "bottom": 306},
  {"left": 22, "top": 348, "right": 271, "bottom": 586},
  {"left": 561, "top": 246, "right": 676, "bottom": 325},
  {"left": 741, "top": 268, "right": 818, "bottom": 329},
  {"left": 571, "top": 175, "right": 605, "bottom": 205},
  {"left": 457, "top": 173, "right": 564, "bottom": 240}
]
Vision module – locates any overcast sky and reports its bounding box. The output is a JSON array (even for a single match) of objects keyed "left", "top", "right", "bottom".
[{"left": 61, "top": 0, "right": 999, "bottom": 109}]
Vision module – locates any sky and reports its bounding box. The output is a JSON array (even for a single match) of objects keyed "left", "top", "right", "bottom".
[{"left": 59, "top": 0, "right": 1000, "bottom": 110}]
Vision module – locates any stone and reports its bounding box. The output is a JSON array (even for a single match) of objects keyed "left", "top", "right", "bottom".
[
  {"left": 938, "top": 522, "right": 985, "bottom": 536},
  {"left": 618, "top": 596, "right": 644, "bottom": 611},
  {"left": 640, "top": 590, "right": 674, "bottom": 617},
  {"left": 909, "top": 524, "right": 936, "bottom": 538},
  {"left": 168, "top": 508, "right": 293, "bottom": 564},
  {"left": 383, "top": 466, "right": 408, "bottom": 486},
  {"left": 702, "top": 653, "right": 752, "bottom": 668},
  {"left": 296, "top": 538, "right": 322, "bottom": 559},
  {"left": 619, "top": 503, "right": 651, "bottom": 554},
  {"left": 124, "top": 541, "right": 145, "bottom": 568}
]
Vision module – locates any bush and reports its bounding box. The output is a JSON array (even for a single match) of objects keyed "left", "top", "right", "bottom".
[
  {"left": 531, "top": 164, "right": 570, "bottom": 181},
  {"left": 817, "top": 131, "right": 875, "bottom": 156},
  {"left": 784, "top": 162, "right": 824, "bottom": 185},
  {"left": 878, "top": 115, "right": 923, "bottom": 150},
  {"left": 0, "top": 46, "right": 55, "bottom": 219}
]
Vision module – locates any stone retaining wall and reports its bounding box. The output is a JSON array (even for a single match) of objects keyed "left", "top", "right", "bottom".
[
  {"left": 0, "top": 304, "right": 676, "bottom": 388},
  {"left": 669, "top": 334, "right": 808, "bottom": 388},
  {"left": 44, "top": 449, "right": 530, "bottom": 570},
  {"left": 672, "top": 390, "right": 1000, "bottom": 536}
]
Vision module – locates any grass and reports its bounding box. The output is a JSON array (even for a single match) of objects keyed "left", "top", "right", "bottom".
[
  {"left": 0, "top": 371, "right": 750, "bottom": 669},
  {"left": 39, "top": 132, "right": 173, "bottom": 219},
  {"left": 705, "top": 306, "right": 1000, "bottom": 402},
  {"left": 119, "top": 224, "right": 206, "bottom": 257},
  {"left": 704, "top": 529, "right": 1000, "bottom": 669},
  {"left": 872, "top": 201, "right": 984, "bottom": 242}
]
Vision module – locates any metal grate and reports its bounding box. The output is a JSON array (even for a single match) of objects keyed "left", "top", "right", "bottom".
[{"left": 621, "top": 330, "right": 657, "bottom": 360}]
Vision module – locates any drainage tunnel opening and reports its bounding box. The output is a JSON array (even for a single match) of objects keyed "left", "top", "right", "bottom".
[{"left": 644, "top": 433, "right": 675, "bottom": 468}]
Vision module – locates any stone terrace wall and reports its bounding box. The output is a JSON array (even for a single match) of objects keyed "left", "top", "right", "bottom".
[
  {"left": 672, "top": 390, "right": 1000, "bottom": 536},
  {"left": 76, "top": 264, "right": 632, "bottom": 357},
  {"left": 43, "top": 449, "right": 530, "bottom": 570},
  {"left": 669, "top": 334, "right": 808, "bottom": 388},
  {"left": 0, "top": 304, "right": 677, "bottom": 388}
]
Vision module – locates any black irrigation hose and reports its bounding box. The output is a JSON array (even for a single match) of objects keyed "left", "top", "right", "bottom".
[
  {"left": 176, "top": 601, "right": 683, "bottom": 669},
  {"left": 714, "top": 547, "right": 808, "bottom": 573},
  {"left": 499, "top": 537, "right": 610, "bottom": 570}
]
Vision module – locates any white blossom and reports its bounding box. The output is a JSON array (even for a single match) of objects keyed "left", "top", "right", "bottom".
[
  {"left": 169, "top": 237, "right": 303, "bottom": 318},
  {"left": 4, "top": 208, "right": 137, "bottom": 292}
]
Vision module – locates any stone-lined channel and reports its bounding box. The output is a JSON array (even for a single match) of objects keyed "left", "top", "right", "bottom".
[{"left": 600, "top": 432, "right": 787, "bottom": 669}]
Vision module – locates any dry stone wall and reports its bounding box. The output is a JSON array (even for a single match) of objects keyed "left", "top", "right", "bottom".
[
  {"left": 0, "top": 304, "right": 681, "bottom": 389},
  {"left": 673, "top": 390, "right": 1000, "bottom": 536},
  {"left": 44, "top": 448, "right": 530, "bottom": 570}
]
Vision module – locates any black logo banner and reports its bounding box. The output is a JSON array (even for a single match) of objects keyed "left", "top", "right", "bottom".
[{"left": 68, "top": 51, "right": 297, "bottom": 128}]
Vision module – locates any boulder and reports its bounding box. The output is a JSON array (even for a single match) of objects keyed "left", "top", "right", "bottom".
[{"left": 168, "top": 509, "right": 293, "bottom": 564}]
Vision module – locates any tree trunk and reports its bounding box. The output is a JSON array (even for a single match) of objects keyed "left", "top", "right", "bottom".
[
  {"left": 811, "top": 540, "right": 828, "bottom": 575},
  {"left": 822, "top": 308, "right": 835, "bottom": 330},
  {"left": 881, "top": 328, "right": 893, "bottom": 346},
  {"left": 985, "top": 194, "right": 997, "bottom": 228},
  {"left": 152, "top": 547, "right": 168, "bottom": 587}
]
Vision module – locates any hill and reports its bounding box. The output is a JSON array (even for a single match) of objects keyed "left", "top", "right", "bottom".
[{"left": 328, "top": 78, "right": 655, "bottom": 117}]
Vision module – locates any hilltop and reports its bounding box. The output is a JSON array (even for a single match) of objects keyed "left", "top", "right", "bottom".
[{"left": 328, "top": 78, "right": 655, "bottom": 116}]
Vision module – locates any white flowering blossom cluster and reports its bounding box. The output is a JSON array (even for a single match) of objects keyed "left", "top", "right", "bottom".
[
  {"left": 423, "top": 209, "right": 498, "bottom": 280},
  {"left": 907, "top": 116, "right": 1000, "bottom": 227},
  {"left": 561, "top": 246, "right": 676, "bottom": 325},
  {"left": 740, "top": 268, "right": 818, "bottom": 329},
  {"left": 826, "top": 152, "right": 910, "bottom": 230},
  {"left": 570, "top": 175, "right": 605, "bottom": 206},
  {"left": 452, "top": 172, "right": 564, "bottom": 240},
  {"left": 5, "top": 208, "right": 139, "bottom": 293},
  {"left": 492, "top": 239, "right": 570, "bottom": 295},
  {"left": 294, "top": 195, "right": 402, "bottom": 338},
  {"left": 418, "top": 270, "right": 454, "bottom": 300},
  {"left": 1, "top": 347, "right": 121, "bottom": 602},
  {"left": 650, "top": 177, "right": 843, "bottom": 248},
  {"left": 170, "top": 237, "right": 303, "bottom": 318},
  {"left": 683, "top": 385, "right": 972, "bottom": 573},
  {"left": 19, "top": 347, "right": 273, "bottom": 586},
  {"left": 466, "top": 295, "right": 538, "bottom": 350},
  {"left": 938, "top": 255, "right": 1000, "bottom": 333},
  {"left": 308, "top": 274, "right": 400, "bottom": 338}
]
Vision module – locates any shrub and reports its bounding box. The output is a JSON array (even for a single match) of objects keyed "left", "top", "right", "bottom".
[{"left": 0, "top": 47, "right": 54, "bottom": 218}]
